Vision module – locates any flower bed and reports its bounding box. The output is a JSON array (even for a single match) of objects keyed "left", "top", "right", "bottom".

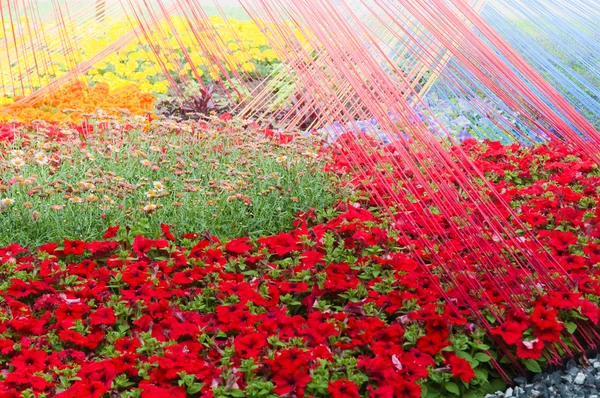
[
  {"left": 1, "top": 131, "right": 600, "bottom": 397},
  {"left": 0, "top": 117, "right": 343, "bottom": 247}
]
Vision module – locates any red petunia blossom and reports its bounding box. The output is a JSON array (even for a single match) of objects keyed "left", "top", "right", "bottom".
[
  {"left": 425, "top": 317, "right": 449, "bottom": 341},
  {"left": 64, "top": 239, "right": 86, "bottom": 256},
  {"left": 530, "top": 304, "right": 560, "bottom": 330},
  {"left": 272, "top": 369, "right": 312, "bottom": 396},
  {"left": 225, "top": 237, "right": 254, "bottom": 254},
  {"left": 11, "top": 349, "right": 47, "bottom": 372},
  {"left": 580, "top": 299, "right": 600, "bottom": 324},
  {"left": 328, "top": 379, "right": 361, "bottom": 398},
  {"left": 491, "top": 321, "right": 528, "bottom": 345},
  {"left": 160, "top": 223, "right": 175, "bottom": 241},
  {"left": 516, "top": 338, "right": 544, "bottom": 360},
  {"left": 103, "top": 225, "right": 120, "bottom": 239},
  {"left": 539, "top": 230, "right": 577, "bottom": 252},
  {"left": 534, "top": 320, "right": 563, "bottom": 343},
  {"left": 55, "top": 302, "right": 89, "bottom": 327},
  {"left": 139, "top": 381, "right": 187, "bottom": 398},
  {"left": 448, "top": 355, "right": 475, "bottom": 383},
  {"left": 547, "top": 292, "right": 581, "bottom": 310},
  {"left": 6, "top": 278, "right": 36, "bottom": 298},
  {"left": 392, "top": 380, "right": 422, "bottom": 398},
  {"left": 368, "top": 385, "right": 395, "bottom": 398},
  {"left": 415, "top": 334, "right": 448, "bottom": 355},
  {"left": 115, "top": 336, "right": 142, "bottom": 352},
  {"left": 234, "top": 332, "right": 268, "bottom": 359},
  {"left": 89, "top": 307, "right": 117, "bottom": 326},
  {"left": 258, "top": 232, "right": 301, "bottom": 256},
  {"left": 75, "top": 381, "right": 108, "bottom": 398},
  {"left": 132, "top": 235, "right": 169, "bottom": 257}
]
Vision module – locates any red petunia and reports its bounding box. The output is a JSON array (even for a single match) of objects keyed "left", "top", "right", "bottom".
[
  {"left": 272, "top": 369, "right": 312, "bottom": 396},
  {"left": 6, "top": 278, "right": 36, "bottom": 298},
  {"left": 448, "top": 355, "right": 475, "bottom": 383},
  {"left": 415, "top": 334, "right": 448, "bottom": 355},
  {"left": 89, "top": 307, "right": 117, "bottom": 326},
  {"left": 160, "top": 223, "right": 175, "bottom": 241},
  {"left": 491, "top": 321, "right": 527, "bottom": 345},
  {"left": 225, "top": 237, "right": 254, "bottom": 254},
  {"left": 234, "top": 332, "right": 268, "bottom": 359},
  {"left": 516, "top": 338, "right": 544, "bottom": 360},
  {"left": 392, "top": 380, "right": 422, "bottom": 398},
  {"left": 328, "top": 379, "right": 361, "bottom": 398},
  {"left": 64, "top": 239, "right": 86, "bottom": 256},
  {"left": 103, "top": 225, "right": 120, "bottom": 239},
  {"left": 132, "top": 235, "right": 169, "bottom": 257}
]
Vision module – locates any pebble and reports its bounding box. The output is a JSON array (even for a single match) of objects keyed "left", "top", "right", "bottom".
[{"left": 497, "top": 355, "right": 600, "bottom": 398}]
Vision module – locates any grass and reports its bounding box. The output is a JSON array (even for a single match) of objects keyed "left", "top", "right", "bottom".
[{"left": 0, "top": 116, "right": 347, "bottom": 247}]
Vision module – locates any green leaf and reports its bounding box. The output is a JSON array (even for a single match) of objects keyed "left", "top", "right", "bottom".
[
  {"left": 474, "top": 353, "right": 491, "bottom": 362},
  {"left": 445, "top": 382, "right": 460, "bottom": 396},
  {"left": 565, "top": 321, "right": 577, "bottom": 334},
  {"left": 187, "top": 383, "right": 205, "bottom": 395},
  {"left": 228, "top": 389, "right": 245, "bottom": 397},
  {"left": 523, "top": 359, "right": 542, "bottom": 373},
  {"left": 426, "top": 387, "right": 441, "bottom": 398}
]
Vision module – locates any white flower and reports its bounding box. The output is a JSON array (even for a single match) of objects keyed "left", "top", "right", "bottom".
[
  {"left": 1, "top": 198, "right": 15, "bottom": 205},
  {"left": 34, "top": 152, "right": 48, "bottom": 165},
  {"left": 153, "top": 181, "right": 165, "bottom": 191},
  {"left": 10, "top": 157, "right": 25, "bottom": 167}
]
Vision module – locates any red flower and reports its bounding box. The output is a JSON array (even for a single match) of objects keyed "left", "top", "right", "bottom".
[
  {"left": 11, "top": 349, "right": 47, "bottom": 372},
  {"left": 64, "top": 239, "right": 86, "bottom": 256},
  {"left": 55, "top": 302, "right": 89, "bottom": 327},
  {"left": 89, "top": 307, "right": 117, "bottom": 326},
  {"left": 161, "top": 223, "right": 175, "bottom": 241},
  {"left": 415, "top": 334, "right": 448, "bottom": 355},
  {"left": 225, "top": 237, "right": 254, "bottom": 254},
  {"left": 75, "top": 381, "right": 108, "bottom": 398},
  {"left": 448, "top": 355, "right": 475, "bottom": 383},
  {"left": 539, "top": 230, "right": 577, "bottom": 252},
  {"left": 132, "top": 235, "right": 169, "bottom": 257},
  {"left": 103, "top": 225, "right": 120, "bottom": 239},
  {"left": 516, "top": 338, "right": 544, "bottom": 360},
  {"left": 6, "top": 278, "right": 36, "bottom": 298},
  {"left": 272, "top": 369, "right": 312, "bottom": 396},
  {"left": 258, "top": 232, "right": 301, "bottom": 256},
  {"left": 491, "top": 321, "right": 527, "bottom": 345},
  {"left": 392, "top": 380, "right": 422, "bottom": 398},
  {"left": 534, "top": 320, "right": 563, "bottom": 343},
  {"left": 547, "top": 292, "right": 581, "bottom": 310},
  {"left": 328, "top": 379, "right": 360, "bottom": 398},
  {"left": 580, "top": 299, "right": 600, "bottom": 324},
  {"left": 234, "top": 332, "right": 268, "bottom": 359}
]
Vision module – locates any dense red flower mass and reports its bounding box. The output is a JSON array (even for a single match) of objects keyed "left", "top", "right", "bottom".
[{"left": 1, "top": 138, "right": 600, "bottom": 396}]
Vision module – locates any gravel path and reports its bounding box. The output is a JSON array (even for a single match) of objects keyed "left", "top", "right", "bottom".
[{"left": 488, "top": 356, "right": 600, "bottom": 398}]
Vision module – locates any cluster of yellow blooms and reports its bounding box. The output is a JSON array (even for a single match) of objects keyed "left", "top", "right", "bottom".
[{"left": 0, "top": 15, "right": 280, "bottom": 108}]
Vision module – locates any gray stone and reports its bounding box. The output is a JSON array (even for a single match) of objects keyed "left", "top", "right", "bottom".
[
  {"left": 513, "top": 376, "right": 527, "bottom": 386},
  {"left": 593, "top": 361, "right": 600, "bottom": 369},
  {"left": 530, "top": 390, "right": 541, "bottom": 397},
  {"left": 514, "top": 386, "right": 525, "bottom": 396},
  {"left": 561, "top": 374, "right": 574, "bottom": 384},
  {"left": 574, "top": 372, "right": 586, "bottom": 384},
  {"left": 504, "top": 387, "right": 513, "bottom": 397}
]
